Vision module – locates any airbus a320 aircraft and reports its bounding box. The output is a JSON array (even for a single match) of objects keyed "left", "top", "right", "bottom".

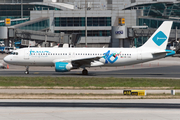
[{"left": 4, "top": 21, "right": 175, "bottom": 75}]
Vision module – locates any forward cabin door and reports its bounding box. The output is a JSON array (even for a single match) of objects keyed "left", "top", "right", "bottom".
[{"left": 24, "top": 49, "right": 29, "bottom": 60}]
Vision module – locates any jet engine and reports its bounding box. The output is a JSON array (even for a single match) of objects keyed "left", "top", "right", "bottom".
[{"left": 55, "top": 62, "right": 73, "bottom": 72}]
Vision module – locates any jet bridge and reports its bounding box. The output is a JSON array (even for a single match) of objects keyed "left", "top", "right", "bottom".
[
  {"left": 0, "top": 17, "right": 81, "bottom": 47},
  {"left": 128, "top": 28, "right": 180, "bottom": 52},
  {"left": 10, "top": 29, "right": 81, "bottom": 47},
  {"left": 112, "top": 24, "right": 180, "bottom": 51},
  {"left": 128, "top": 28, "right": 178, "bottom": 40}
]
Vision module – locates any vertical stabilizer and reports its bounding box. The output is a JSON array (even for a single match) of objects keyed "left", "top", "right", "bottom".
[{"left": 140, "top": 21, "right": 173, "bottom": 50}]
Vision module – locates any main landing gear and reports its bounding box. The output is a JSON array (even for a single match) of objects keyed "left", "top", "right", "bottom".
[
  {"left": 24, "top": 66, "right": 29, "bottom": 74},
  {"left": 82, "top": 69, "right": 88, "bottom": 75}
]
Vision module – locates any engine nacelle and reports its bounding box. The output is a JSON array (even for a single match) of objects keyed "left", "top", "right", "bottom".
[{"left": 55, "top": 62, "right": 73, "bottom": 72}]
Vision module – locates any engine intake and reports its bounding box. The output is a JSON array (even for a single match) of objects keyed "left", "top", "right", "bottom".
[{"left": 55, "top": 62, "right": 73, "bottom": 72}]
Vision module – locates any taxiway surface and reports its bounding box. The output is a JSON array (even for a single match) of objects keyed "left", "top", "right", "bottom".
[
  {"left": 0, "top": 99, "right": 179, "bottom": 120},
  {"left": 1, "top": 65, "right": 180, "bottom": 78}
]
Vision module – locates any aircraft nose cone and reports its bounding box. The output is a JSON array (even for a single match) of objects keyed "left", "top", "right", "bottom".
[{"left": 3, "top": 56, "right": 11, "bottom": 63}]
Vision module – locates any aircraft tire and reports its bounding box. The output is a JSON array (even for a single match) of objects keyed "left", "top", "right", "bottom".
[
  {"left": 82, "top": 69, "right": 88, "bottom": 75},
  {"left": 24, "top": 71, "right": 29, "bottom": 75}
]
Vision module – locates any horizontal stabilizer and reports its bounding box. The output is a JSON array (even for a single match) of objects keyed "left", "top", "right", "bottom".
[{"left": 152, "top": 50, "right": 175, "bottom": 57}]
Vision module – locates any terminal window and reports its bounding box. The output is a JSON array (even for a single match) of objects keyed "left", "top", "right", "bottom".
[{"left": 54, "top": 17, "right": 111, "bottom": 27}]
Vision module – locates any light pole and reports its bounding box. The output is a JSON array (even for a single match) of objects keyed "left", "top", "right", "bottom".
[
  {"left": 21, "top": 0, "right": 23, "bottom": 18},
  {"left": 85, "top": 0, "right": 87, "bottom": 47}
]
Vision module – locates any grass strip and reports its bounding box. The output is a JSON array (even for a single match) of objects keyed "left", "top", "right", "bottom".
[{"left": 0, "top": 77, "right": 179, "bottom": 88}]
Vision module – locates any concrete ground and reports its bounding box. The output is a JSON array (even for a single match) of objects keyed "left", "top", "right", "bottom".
[{"left": 1, "top": 107, "right": 179, "bottom": 120}]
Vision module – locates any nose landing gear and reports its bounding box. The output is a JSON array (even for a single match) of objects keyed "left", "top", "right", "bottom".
[{"left": 24, "top": 66, "right": 29, "bottom": 74}]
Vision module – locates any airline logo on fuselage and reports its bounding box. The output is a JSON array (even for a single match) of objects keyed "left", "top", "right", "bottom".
[
  {"left": 103, "top": 50, "right": 121, "bottom": 64},
  {"left": 152, "top": 31, "right": 167, "bottom": 46},
  {"left": 30, "top": 49, "right": 50, "bottom": 55}
]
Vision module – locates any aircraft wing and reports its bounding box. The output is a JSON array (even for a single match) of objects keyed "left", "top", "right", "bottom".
[
  {"left": 71, "top": 56, "right": 103, "bottom": 67},
  {"left": 53, "top": 56, "right": 103, "bottom": 67}
]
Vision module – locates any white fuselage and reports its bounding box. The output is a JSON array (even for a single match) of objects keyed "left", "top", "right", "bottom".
[{"left": 4, "top": 47, "right": 166, "bottom": 68}]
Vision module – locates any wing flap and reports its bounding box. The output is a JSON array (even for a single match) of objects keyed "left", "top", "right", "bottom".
[
  {"left": 71, "top": 56, "right": 101, "bottom": 62},
  {"left": 71, "top": 56, "right": 103, "bottom": 67}
]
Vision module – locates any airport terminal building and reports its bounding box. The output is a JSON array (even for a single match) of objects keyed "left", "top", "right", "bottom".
[{"left": 1, "top": 0, "right": 180, "bottom": 48}]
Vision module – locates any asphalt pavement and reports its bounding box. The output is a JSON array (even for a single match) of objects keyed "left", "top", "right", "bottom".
[{"left": 0, "top": 99, "right": 179, "bottom": 120}]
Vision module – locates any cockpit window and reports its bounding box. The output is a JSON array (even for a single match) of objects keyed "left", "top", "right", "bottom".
[{"left": 11, "top": 52, "right": 18, "bottom": 55}]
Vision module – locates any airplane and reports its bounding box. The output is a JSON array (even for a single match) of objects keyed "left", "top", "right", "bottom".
[{"left": 4, "top": 21, "right": 175, "bottom": 75}]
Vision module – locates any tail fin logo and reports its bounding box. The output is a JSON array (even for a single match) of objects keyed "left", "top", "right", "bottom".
[{"left": 152, "top": 31, "right": 167, "bottom": 46}]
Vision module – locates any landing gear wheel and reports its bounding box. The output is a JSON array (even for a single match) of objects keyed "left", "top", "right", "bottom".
[
  {"left": 24, "top": 71, "right": 29, "bottom": 74},
  {"left": 24, "top": 66, "right": 29, "bottom": 75},
  {"left": 82, "top": 69, "right": 88, "bottom": 75}
]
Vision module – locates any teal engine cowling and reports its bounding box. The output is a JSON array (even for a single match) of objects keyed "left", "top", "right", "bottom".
[{"left": 55, "top": 62, "right": 73, "bottom": 72}]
